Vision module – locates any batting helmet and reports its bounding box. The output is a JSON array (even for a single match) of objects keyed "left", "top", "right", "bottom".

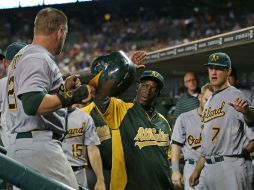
[{"left": 90, "top": 51, "right": 136, "bottom": 96}]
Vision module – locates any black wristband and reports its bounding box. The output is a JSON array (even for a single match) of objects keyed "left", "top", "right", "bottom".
[{"left": 57, "top": 84, "right": 89, "bottom": 107}]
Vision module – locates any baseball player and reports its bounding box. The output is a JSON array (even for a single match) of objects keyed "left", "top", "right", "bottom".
[
  {"left": 81, "top": 50, "right": 147, "bottom": 190},
  {"left": 92, "top": 68, "right": 172, "bottom": 190},
  {"left": 62, "top": 106, "right": 105, "bottom": 190},
  {"left": 171, "top": 83, "right": 214, "bottom": 190},
  {"left": 6, "top": 8, "right": 93, "bottom": 189},
  {"left": 0, "top": 42, "right": 26, "bottom": 149},
  {"left": 189, "top": 52, "right": 254, "bottom": 190}
]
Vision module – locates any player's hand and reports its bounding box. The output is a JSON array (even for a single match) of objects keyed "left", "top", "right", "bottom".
[
  {"left": 228, "top": 97, "right": 250, "bottom": 114},
  {"left": 189, "top": 170, "right": 200, "bottom": 188},
  {"left": 81, "top": 85, "right": 95, "bottom": 105},
  {"left": 65, "top": 74, "right": 81, "bottom": 90},
  {"left": 172, "top": 171, "right": 184, "bottom": 188},
  {"left": 129, "top": 50, "right": 146, "bottom": 69},
  {"left": 94, "top": 179, "right": 106, "bottom": 190}
]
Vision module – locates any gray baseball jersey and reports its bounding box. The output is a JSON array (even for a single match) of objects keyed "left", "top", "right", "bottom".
[
  {"left": 0, "top": 77, "right": 10, "bottom": 147},
  {"left": 172, "top": 109, "right": 202, "bottom": 161},
  {"left": 9, "top": 44, "right": 66, "bottom": 135},
  {"left": 62, "top": 107, "right": 100, "bottom": 167},
  {"left": 6, "top": 44, "right": 79, "bottom": 189},
  {"left": 201, "top": 86, "right": 251, "bottom": 157}
]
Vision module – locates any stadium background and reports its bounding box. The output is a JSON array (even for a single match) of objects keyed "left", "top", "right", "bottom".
[
  {"left": 0, "top": 0, "right": 254, "bottom": 189},
  {"left": 0, "top": 0, "right": 254, "bottom": 116}
]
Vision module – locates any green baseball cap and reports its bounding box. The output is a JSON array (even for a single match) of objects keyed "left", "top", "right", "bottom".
[
  {"left": 6, "top": 42, "right": 27, "bottom": 60},
  {"left": 139, "top": 70, "right": 164, "bottom": 90},
  {"left": 204, "top": 52, "right": 231, "bottom": 68}
]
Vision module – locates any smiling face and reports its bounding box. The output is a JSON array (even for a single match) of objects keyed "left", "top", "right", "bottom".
[
  {"left": 208, "top": 65, "right": 231, "bottom": 91},
  {"left": 136, "top": 80, "right": 160, "bottom": 106}
]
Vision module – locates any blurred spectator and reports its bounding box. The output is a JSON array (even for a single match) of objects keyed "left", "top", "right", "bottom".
[{"left": 173, "top": 72, "right": 200, "bottom": 119}]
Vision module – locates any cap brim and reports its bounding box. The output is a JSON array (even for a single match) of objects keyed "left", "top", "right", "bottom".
[{"left": 204, "top": 63, "right": 229, "bottom": 68}]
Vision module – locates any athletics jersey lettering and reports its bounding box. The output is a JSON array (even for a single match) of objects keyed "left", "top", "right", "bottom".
[
  {"left": 11, "top": 54, "right": 22, "bottom": 70},
  {"left": 96, "top": 125, "right": 111, "bottom": 142},
  {"left": 134, "top": 127, "right": 169, "bottom": 149},
  {"left": 187, "top": 133, "right": 202, "bottom": 150},
  {"left": 65, "top": 122, "right": 86, "bottom": 138},
  {"left": 201, "top": 101, "right": 225, "bottom": 123}
]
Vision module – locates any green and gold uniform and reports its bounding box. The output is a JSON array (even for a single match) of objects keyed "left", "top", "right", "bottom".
[{"left": 96, "top": 97, "right": 171, "bottom": 190}]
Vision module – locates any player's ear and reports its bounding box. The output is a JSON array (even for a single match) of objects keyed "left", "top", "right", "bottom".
[{"left": 56, "top": 27, "right": 62, "bottom": 40}]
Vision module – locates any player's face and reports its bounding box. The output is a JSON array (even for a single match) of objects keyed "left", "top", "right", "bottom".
[
  {"left": 208, "top": 66, "right": 230, "bottom": 90},
  {"left": 200, "top": 89, "right": 212, "bottom": 111},
  {"left": 184, "top": 73, "right": 197, "bottom": 93},
  {"left": 136, "top": 80, "right": 159, "bottom": 106},
  {"left": 56, "top": 24, "right": 68, "bottom": 55}
]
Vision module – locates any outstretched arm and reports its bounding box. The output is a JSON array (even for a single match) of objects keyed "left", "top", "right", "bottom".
[{"left": 229, "top": 97, "right": 254, "bottom": 124}]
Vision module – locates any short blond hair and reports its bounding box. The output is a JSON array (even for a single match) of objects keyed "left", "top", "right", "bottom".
[
  {"left": 200, "top": 83, "right": 214, "bottom": 97},
  {"left": 34, "top": 7, "right": 67, "bottom": 35}
]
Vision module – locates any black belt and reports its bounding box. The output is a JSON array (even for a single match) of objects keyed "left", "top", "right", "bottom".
[
  {"left": 186, "top": 159, "right": 196, "bottom": 165},
  {"left": 16, "top": 131, "right": 61, "bottom": 140},
  {"left": 71, "top": 165, "right": 85, "bottom": 172},
  {"left": 205, "top": 156, "right": 224, "bottom": 164}
]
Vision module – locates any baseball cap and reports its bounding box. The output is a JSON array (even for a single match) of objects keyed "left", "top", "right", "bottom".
[
  {"left": 139, "top": 70, "right": 164, "bottom": 90},
  {"left": 6, "top": 42, "right": 27, "bottom": 60},
  {"left": 204, "top": 52, "right": 231, "bottom": 68},
  {"left": 0, "top": 49, "right": 5, "bottom": 59}
]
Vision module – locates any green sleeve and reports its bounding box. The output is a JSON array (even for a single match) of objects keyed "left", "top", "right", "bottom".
[{"left": 20, "top": 92, "right": 45, "bottom": 116}]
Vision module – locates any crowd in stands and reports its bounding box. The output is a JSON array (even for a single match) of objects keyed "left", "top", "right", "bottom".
[{"left": 1, "top": 2, "right": 254, "bottom": 75}]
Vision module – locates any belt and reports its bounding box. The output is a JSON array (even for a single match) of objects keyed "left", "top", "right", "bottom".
[
  {"left": 205, "top": 156, "right": 224, "bottom": 164},
  {"left": 71, "top": 165, "right": 85, "bottom": 172},
  {"left": 16, "top": 131, "right": 61, "bottom": 140},
  {"left": 186, "top": 159, "right": 196, "bottom": 165}
]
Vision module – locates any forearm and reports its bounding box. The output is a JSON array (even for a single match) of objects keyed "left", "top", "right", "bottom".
[
  {"left": 37, "top": 94, "right": 62, "bottom": 114},
  {"left": 171, "top": 144, "right": 182, "bottom": 172},
  {"left": 193, "top": 156, "right": 205, "bottom": 174},
  {"left": 87, "top": 145, "right": 105, "bottom": 181},
  {"left": 244, "top": 140, "right": 254, "bottom": 153}
]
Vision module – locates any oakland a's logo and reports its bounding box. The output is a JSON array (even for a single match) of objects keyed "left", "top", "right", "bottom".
[
  {"left": 151, "top": 71, "right": 159, "bottom": 77},
  {"left": 210, "top": 54, "right": 220, "bottom": 62},
  {"left": 201, "top": 101, "right": 225, "bottom": 123},
  {"left": 134, "top": 127, "right": 169, "bottom": 149},
  {"left": 187, "top": 133, "right": 202, "bottom": 150}
]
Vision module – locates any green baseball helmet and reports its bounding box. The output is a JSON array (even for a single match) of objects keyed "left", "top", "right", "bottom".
[{"left": 91, "top": 51, "right": 136, "bottom": 96}]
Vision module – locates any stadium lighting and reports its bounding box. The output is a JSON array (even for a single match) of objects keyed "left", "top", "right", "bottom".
[
  {"left": 20, "top": 0, "right": 43, "bottom": 7},
  {"left": 44, "top": 0, "right": 77, "bottom": 5},
  {"left": 0, "top": 0, "right": 19, "bottom": 9},
  {"left": 0, "top": 0, "right": 92, "bottom": 9}
]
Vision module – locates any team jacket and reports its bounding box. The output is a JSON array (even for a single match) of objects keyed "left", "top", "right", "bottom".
[{"left": 92, "top": 97, "right": 171, "bottom": 190}]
